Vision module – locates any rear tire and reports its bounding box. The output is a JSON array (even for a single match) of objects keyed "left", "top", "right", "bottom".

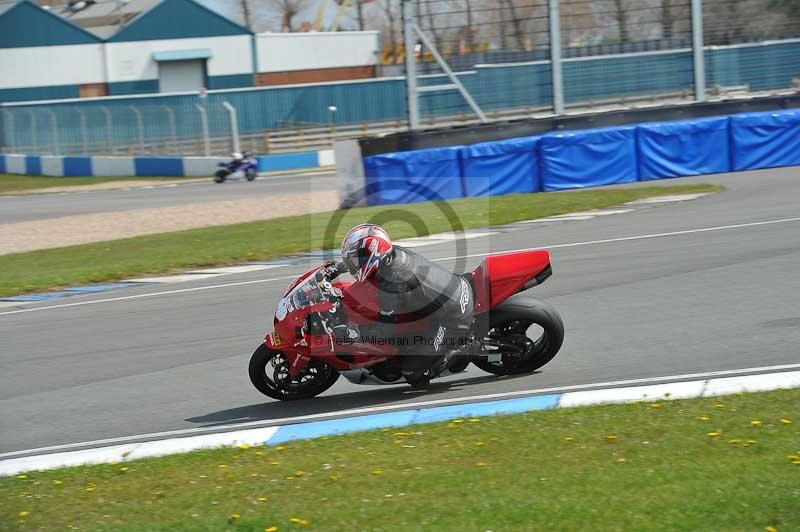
[
  {"left": 473, "top": 296, "right": 564, "bottom": 376},
  {"left": 248, "top": 343, "right": 339, "bottom": 401}
]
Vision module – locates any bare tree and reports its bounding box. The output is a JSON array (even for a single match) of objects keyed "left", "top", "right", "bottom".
[
  {"left": 612, "top": 0, "right": 629, "bottom": 42},
  {"left": 661, "top": 0, "right": 674, "bottom": 39},
  {"left": 260, "top": 0, "right": 308, "bottom": 32}
]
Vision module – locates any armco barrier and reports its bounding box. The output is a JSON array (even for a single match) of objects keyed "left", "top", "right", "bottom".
[
  {"left": 462, "top": 136, "right": 540, "bottom": 196},
  {"left": 361, "top": 109, "right": 800, "bottom": 205},
  {"left": 364, "top": 146, "right": 465, "bottom": 205},
  {"left": 540, "top": 125, "right": 638, "bottom": 191},
  {"left": 731, "top": 110, "right": 800, "bottom": 171},
  {"left": 637, "top": 116, "right": 730, "bottom": 180},
  {"left": 0, "top": 149, "right": 335, "bottom": 177}
]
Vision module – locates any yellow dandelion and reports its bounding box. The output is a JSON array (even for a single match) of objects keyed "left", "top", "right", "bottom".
[
  {"left": 230, "top": 514, "right": 240, "bottom": 521},
  {"left": 372, "top": 469, "right": 382, "bottom": 475},
  {"left": 746, "top": 440, "right": 757, "bottom": 444},
  {"left": 698, "top": 416, "right": 710, "bottom": 421},
  {"left": 606, "top": 435, "right": 618, "bottom": 441},
  {"left": 290, "top": 517, "right": 310, "bottom": 526},
  {"left": 394, "top": 440, "right": 403, "bottom": 445},
  {"left": 16, "top": 475, "right": 27, "bottom": 480},
  {"left": 750, "top": 420, "right": 763, "bottom": 426},
  {"left": 265, "top": 527, "right": 278, "bottom": 532},
  {"left": 270, "top": 461, "right": 279, "bottom": 465},
  {"left": 276, "top": 446, "right": 286, "bottom": 451},
  {"left": 713, "top": 403, "right": 725, "bottom": 408},
  {"left": 119, "top": 467, "right": 129, "bottom": 472},
  {"left": 155, "top": 491, "right": 165, "bottom": 498},
  {"left": 295, "top": 470, "right": 305, "bottom": 477},
  {"left": 53, "top": 480, "right": 62, "bottom": 486},
  {"left": 19, "top": 511, "right": 30, "bottom": 518},
  {"left": 285, "top": 475, "right": 295, "bottom": 480},
  {"left": 563, "top": 437, "right": 575, "bottom": 442},
  {"left": 765, "top": 527, "right": 778, "bottom": 532},
  {"left": 615, "top": 457, "right": 626, "bottom": 463},
  {"left": 451, "top": 419, "right": 465, "bottom": 424},
  {"left": 238, "top": 443, "right": 251, "bottom": 450},
  {"left": 780, "top": 419, "right": 792, "bottom": 425},
  {"left": 788, "top": 455, "right": 800, "bottom": 460},
  {"left": 258, "top": 497, "right": 268, "bottom": 502},
  {"left": 707, "top": 432, "right": 721, "bottom": 437},
  {"left": 393, "top": 432, "right": 408, "bottom": 437},
  {"left": 475, "top": 441, "right": 485, "bottom": 446},
  {"left": 330, "top": 475, "right": 341, "bottom": 481},
  {"left": 218, "top": 464, "right": 228, "bottom": 469},
  {"left": 651, "top": 403, "right": 663, "bottom": 409},
  {"left": 728, "top": 439, "right": 740, "bottom": 444},
  {"left": 476, "top": 462, "right": 487, "bottom": 467},
  {"left": 85, "top": 487, "right": 95, "bottom": 492},
  {"left": 468, "top": 418, "right": 481, "bottom": 423}
]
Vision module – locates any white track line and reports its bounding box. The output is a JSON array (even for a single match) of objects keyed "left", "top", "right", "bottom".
[
  {"left": 3, "top": 362, "right": 800, "bottom": 460},
  {"left": 2, "top": 215, "right": 800, "bottom": 317}
]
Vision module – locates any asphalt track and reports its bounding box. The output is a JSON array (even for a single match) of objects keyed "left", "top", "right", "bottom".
[
  {"left": 1, "top": 167, "right": 799, "bottom": 456},
  {"left": 0, "top": 171, "right": 337, "bottom": 224}
]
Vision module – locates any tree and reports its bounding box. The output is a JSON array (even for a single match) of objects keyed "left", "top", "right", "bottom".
[
  {"left": 661, "top": 0, "right": 674, "bottom": 39},
  {"left": 768, "top": 0, "right": 800, "bottom": 17},
  {"left": 612, "top": 0, "right": 629, "bottom": 42}
]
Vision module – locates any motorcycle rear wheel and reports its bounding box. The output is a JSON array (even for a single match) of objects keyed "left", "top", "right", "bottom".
[
  {"left": 473, "top": 296, "right": 564, "bottom": 376},
  {"left": 248, "top": 343, "right": 340, "bottom": 401}
]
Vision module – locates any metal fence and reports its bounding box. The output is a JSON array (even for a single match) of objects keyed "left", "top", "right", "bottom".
[{"left": 1, "top": 0, "right": 799, "bottom": 157}]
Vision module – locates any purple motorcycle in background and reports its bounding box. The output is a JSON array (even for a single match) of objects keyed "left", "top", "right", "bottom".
[{"left": 214, "top": 152, "right": 258, "bottom": 183}]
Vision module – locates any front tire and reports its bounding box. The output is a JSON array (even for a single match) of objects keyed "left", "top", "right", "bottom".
[
  {"left": 245, "top": 169, "right": 257, "bottom": 181},
  {"left": 473, "top": 296, "right": 564, "bottom": 376},
  {"left": 248, "top": 343, "right": 339, "bottom": 401},
  {"left": 214, "top": 169, "right": 228, "bottom": 183}
]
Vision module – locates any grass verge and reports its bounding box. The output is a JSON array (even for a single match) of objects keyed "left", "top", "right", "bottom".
[
  {"left": 0, "top": 174, "right": 194, "bottom": 194},
  {"left": 2, "top": 389, "right": 798, "bottom": 530},
  {"left": 0, "top": 184, "right": 722, "bottom": 296}
]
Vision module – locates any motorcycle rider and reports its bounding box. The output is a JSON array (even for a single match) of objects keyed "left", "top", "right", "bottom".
[{"left": 320, "top": 224, "right": 474, "bottom": 385}]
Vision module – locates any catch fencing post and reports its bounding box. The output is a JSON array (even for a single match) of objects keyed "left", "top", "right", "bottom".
[
  {"left": 27, "top": 109, "right": 37, "bottom": 154},
  {"left": 221, "top": 101, "right": 241, "bottom": 154},
  {"left": 76, "top": 108, "right": 89, "bottom": 155},
  {"left": 548, "top": 0, "right": 565, "bottom": 114},
  {"left": 194, "top": 103, "right": 210, "bottom": 156},
  {"left": 163, "top": 105, "right": 177, "bottom": 155},
  {"left": 46, "top": 109, "right": 60, "bottom": 155},
  {"left": 100, "top": 106, "right": 113, "bottom": 154},
  {"left": 3, "top": 109, "right": 16, "bottom": 153},
  {"left": 130, "top": 105, "right": 145, "bottom": 153},
  {"left": 691, "top": 0, "right": 706, "bottom": 102},
  {"left": 402, "top": 0, "right": 420, "bottom": 130}
]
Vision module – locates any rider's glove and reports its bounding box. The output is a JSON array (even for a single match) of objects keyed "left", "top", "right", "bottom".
[
  {"left": 317, "top": 261, "right": 347, "bottom": 282},
  {"left": 378, "top": 310, "right": 400, "bottom": 324}
]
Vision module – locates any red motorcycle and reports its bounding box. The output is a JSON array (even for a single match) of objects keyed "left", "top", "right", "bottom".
[{"left": 249, "top": 249, "right": 564, "bottom": 400}]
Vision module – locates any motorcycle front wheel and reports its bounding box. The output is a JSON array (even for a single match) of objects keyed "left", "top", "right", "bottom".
[
  {"left": 473, "top": 296, "right": 564, "bottom": 376},
  {"left": 248, "top": 343, "right": 340, "bottom": 401},
  {"left": 245, "top": 169, "right": 257, "bottom": 181},
  {"left": 213, "top": 169, "right": 228, "bottom": 183}
]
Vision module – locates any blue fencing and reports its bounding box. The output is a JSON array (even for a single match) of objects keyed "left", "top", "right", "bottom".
[{"left": 363, "top": 109, "right": 800, "bottom": 205}]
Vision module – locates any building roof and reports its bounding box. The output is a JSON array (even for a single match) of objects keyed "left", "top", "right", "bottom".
[
  {"left": 55, "top": 0, "right": 159, "bottom": 38},
  {"left": 0, "top": 0, "right": 102, "bottom": 47}
]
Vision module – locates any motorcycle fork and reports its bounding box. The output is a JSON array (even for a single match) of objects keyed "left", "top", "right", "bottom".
[{"left": 288, "top": 354, "right": 311, "bottom": 377}]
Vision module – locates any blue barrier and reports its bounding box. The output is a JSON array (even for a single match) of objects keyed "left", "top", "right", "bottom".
[
  {"left": 62, "top": 157, "right": 92, "bottom": 177},
  {"left": 257, "top": 152, "right": 318, "bottom": 172},
  {"left": 540, "top": 126, "right": 638, "bottom": 191},
  {"left": 134, "top": 157, "right": 183, "bottom": 177},
  {"left": 0, "top": 154, "right": 5, "bottom": 173},
  {"left": 731, "top": 110, "right": 800, "bottom": 171},
  {"left": 461, "top": 136, "right": 540, "bottom": 196},
  {"left": 637, "top": 116, "right": 731, "bottom": 180},
  {"left": 364, "top": 146, "right": 465, "bottom": 206},
  {"left": 363, "top": 108, "right": 800, "bottom": 205},
  {"left": 25, "top": 155, "right": 41, "bottom": 176}
]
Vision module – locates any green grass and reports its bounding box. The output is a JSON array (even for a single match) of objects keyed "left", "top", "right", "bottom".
[
  {"left": 0, "top": 184, "right": 723, "bottom": 297},
  {"left": 0, "top": 174, "right": 195, "bottom": 194},
  {"left": 2, "top": 389, "right": 798, "bottom": 531}
]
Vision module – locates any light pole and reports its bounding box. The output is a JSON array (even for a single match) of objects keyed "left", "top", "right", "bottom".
[{"left": 327, "top": 105, "right": 338, "bottom": 132}]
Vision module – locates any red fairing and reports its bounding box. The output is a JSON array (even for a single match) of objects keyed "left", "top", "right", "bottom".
[{"left": 471, "top": 250, "right": 551, "bottom": 312}]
